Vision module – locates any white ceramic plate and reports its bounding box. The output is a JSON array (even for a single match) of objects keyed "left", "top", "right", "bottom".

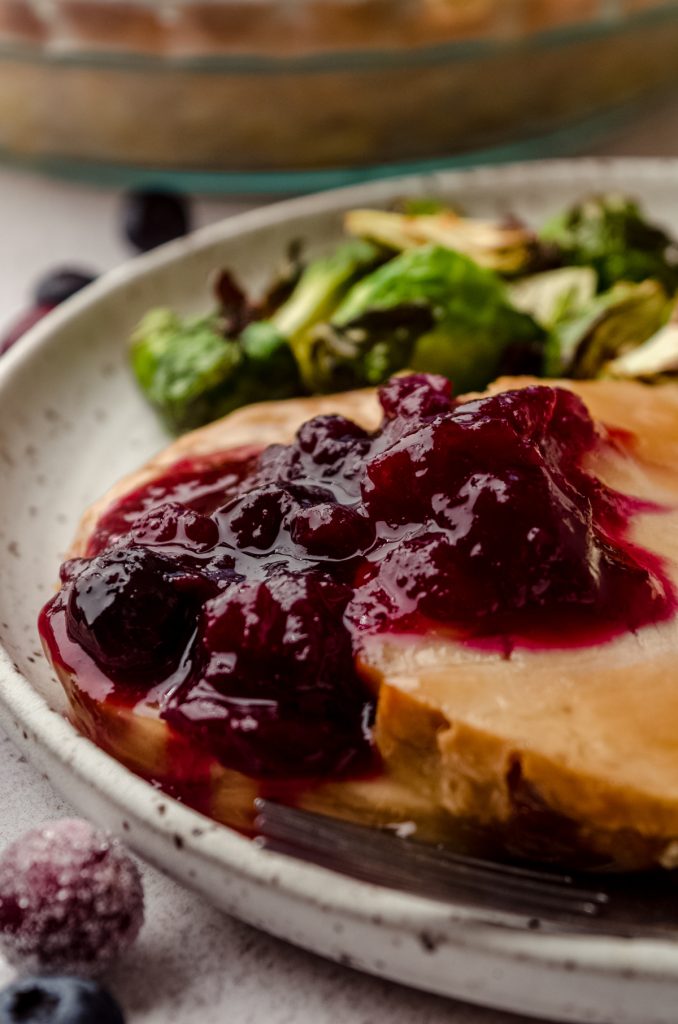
[{"left": 2, "top": 158, "right": 678, "bottom": 1024}]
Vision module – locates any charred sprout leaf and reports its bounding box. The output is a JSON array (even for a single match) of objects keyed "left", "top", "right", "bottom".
[
  {"left": 239, "top": 320, "right": 301, "bottom": 393},
  {"left": 299, "top": 246, "right": 543, "bottom": 393},
  {"left": 496, "top": 337, "right": 549, "bottom": 378},
  {"left": 257, "top": 239, "right": 306, "bottom": 319},
  {"left": 344, "top": 208, "right": 539, "bottom": 275},
  {"left": 606, "top": 300, "right": 678, "bottom": 378},
  {"left": 543, "top": 279, "right": 669, "bottom": 379},
  {"left": 540, "top": 194, "right": 678, "bottom": 292},
  {"left": 270, "top": 238, "right": 382, "bottom": 346},
  {"left": 298, "top": 305, "right": 434, "bottom": 392},
  {"left": 508, "top": 267, "right": 597, "bottom": 329},
  {"left": 333, "top": 245, "right": 508, "bottom": 324},
  {"left": 212, "top": 269, "right": 255, "bottom": 335},
  {"left": 130, "top": 309, "right": 301, "bottom": 433},
  {"left": 410, "top": 302, "right": 544, "bottom": 394}
]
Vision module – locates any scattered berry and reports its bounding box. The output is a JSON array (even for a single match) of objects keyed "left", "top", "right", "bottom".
[
  {"left": 0, "top": 306, "right": 53, "bottom": 355},
  {"left": 122, "top": 189, "right": 190, "bottom": 252},
  {"left": 1, "top": 267, "right": 96, "bottom": 355},
  {"left": 0, "top": 975, "right": 124, "bottom": 1024},
  {"left": 33, "top": 268, "right": 97, "bottom": 308},
  {"left": 0, "top": 819, "right": 144, "bottom": 975}
]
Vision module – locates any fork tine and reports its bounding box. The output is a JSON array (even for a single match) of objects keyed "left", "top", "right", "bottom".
[
  {"left": 260, "top": 835, "right": 604, "bottom": 917},
  {"left": 254, "top": 800, "right": 610, "bottom": 919},
  {"left": 260, "top": 801, "right": 577, "bottom": 884},
  {"left": 254, "top": 800, "right": 602, "bottom": 897}
]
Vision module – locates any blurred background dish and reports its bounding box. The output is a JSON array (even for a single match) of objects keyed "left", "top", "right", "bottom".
[{"left": 2, "top": 0, "right": 678, "bottom": 192}]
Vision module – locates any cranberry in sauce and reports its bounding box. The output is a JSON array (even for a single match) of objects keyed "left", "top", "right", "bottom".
[
  {"left": 40, "top": 374, "right": 675, "bottom": 781},
  {"left": 164, "top": 572, "right": 368, "bottom": 778}
]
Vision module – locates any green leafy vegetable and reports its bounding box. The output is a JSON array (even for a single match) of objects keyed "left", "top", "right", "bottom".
[
  {"left": 130, "top": 310, "right": 242, "bottom": 432},
  {"left": 543, "top": 279, "right": 669, "bottom": 379},
  {"left": 299, "top": 305, "right": 435, "bottom": 393},
  {"left": 333, "top": 244, "right": 511, "bottom": 324},
  {"left": 271, "top": 239, "right": 382, "bottom": 346},
  {"left": 299, "top": 246, "right": 544, "bottom": 393},
  {"left": 409, "top": 307, "right": 544, "bottom": 394},
  {"left": 344, "top": 208, "right": 538, "bottom": 275},
  {"left": 130, "top": 308, "right": 300, "bottom": 433},
  {"left": 128, "top": 190, "right": 678, "bottom": 435},
  {"left": 540, "top": 194, "right": 678, "bottom": 292},
  {"left": 606, "top": 301, "right": 678, "bottom": 379},
  {"left": 508, "top": 267, "right": 597, "bottom": 329}
]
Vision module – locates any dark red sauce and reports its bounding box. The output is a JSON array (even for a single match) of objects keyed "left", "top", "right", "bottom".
[{"left": 39, "top": 374, "right": 675, "bottom": 781}]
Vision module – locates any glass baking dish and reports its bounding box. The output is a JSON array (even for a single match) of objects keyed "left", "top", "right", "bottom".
[{"left": 1, "top": 0, "right": 678, "bottom": 192}]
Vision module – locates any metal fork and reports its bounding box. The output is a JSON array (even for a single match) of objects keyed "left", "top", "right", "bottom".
[{"left": 254, "top": 800, "right": 612, "bottom": 927}]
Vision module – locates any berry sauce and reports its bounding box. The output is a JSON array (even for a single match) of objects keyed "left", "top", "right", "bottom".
[{"left": 39, "top": 374, "right": 675, "bottom": 783}]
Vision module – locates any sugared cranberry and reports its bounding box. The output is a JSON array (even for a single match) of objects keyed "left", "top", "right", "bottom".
[
  {"left": 0, "top": 819, "right": 143, "bottom": 975},
  {"left": 65, "top": 547, "right": 195, "bottom": 681},
  {"left": 122, "top": 189, "right": 190, "bottom": 252}
]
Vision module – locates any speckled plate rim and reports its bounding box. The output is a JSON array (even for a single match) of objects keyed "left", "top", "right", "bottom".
[{"left": 2, "top": 158, "right": 678, "bottom": 1024}]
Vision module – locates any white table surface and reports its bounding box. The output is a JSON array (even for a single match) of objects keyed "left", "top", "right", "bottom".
[{"left": 3, "top": 97, "right": 678, "bottom": 1022}]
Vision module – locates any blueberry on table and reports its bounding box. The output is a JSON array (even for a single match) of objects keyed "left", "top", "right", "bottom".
[
  {"left": 122, "top": 189, "right": 191, "bottom": 252},
  {"left": 0, "top": 976, "right": 124, "bottom": 1024},
  {"left": 33, "top": 268, "right": 97, "bottom": 307}
]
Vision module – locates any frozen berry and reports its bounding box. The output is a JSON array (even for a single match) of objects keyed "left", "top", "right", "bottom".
[
  {"left": 0, "top": 975, "right": 124, "bottom": 1024},
  {"left": 0, "top": 819, "right": 144, "bottom": 975},
  {"left": 33, "top": 269, "right": 97, "bottom": 308},
  {"left": 122, "top": 189, "right": 190, "bottom": 252}
]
